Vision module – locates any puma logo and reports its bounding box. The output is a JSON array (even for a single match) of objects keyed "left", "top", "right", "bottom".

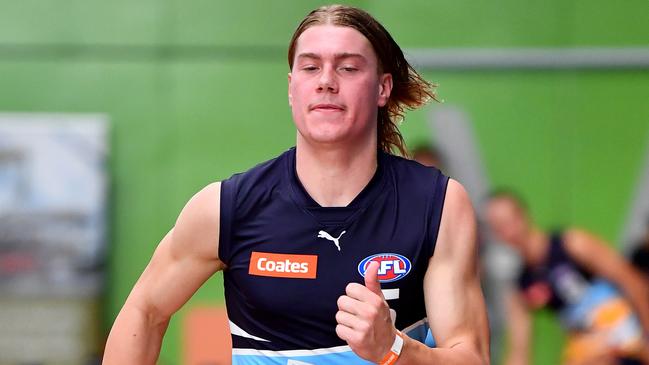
[{"left": 317, "top": 230, "right": 346, "bottom": 251}]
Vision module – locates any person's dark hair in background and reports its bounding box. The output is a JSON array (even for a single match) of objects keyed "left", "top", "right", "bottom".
[
  {"left": 411, "top": 143, "right": 444, "bottom": 169},
  {"left": 487, "top": 188, "right": 528, "bottom": 212}
]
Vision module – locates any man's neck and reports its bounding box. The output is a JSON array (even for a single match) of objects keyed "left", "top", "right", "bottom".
[{"left": 295, "top": 137, "right": 378, "bottom": 207}]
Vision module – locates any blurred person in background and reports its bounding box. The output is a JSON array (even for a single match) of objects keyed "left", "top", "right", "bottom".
[
  {"left": 486, "top": 190, "right": 649, "bottom": 365},
  {"left": 412, "top": 143, "right": 444, "bottom": 170},
  {"left": 103, "top": 5, "right": 490, "bottom": 365}
]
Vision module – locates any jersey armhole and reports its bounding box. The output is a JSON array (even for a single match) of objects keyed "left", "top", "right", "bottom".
[
  {"left": 427, "top": 172, "right": 450, "bottom": 257},
  {"left": 219, "top": 176, "right": 238, "bottom": 266}
]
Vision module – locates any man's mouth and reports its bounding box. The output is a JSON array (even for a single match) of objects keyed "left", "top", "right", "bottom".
[{"left": 311, "top": 103, "right": 345, "bottom": 111}]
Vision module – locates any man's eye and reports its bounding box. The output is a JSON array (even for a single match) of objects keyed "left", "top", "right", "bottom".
[
  {"left": 340, "top": 67, "right": 358, "bottom": 72},
  {"left": 302, "top": 66, "right": 318, "bottom": 71}
]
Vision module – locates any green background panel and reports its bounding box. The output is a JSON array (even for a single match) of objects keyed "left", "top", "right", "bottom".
[{"left": 0, "top": 0, "right": 164, "bottom": 45}]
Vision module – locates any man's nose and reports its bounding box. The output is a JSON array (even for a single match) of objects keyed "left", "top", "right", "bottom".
[{"left": 317, "top": 66, "right": 338, "bottom": 93}]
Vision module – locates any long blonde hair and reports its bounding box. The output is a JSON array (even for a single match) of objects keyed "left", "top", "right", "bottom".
[{"left": 288, "top": 4, "right": 437, "bottom": 156}]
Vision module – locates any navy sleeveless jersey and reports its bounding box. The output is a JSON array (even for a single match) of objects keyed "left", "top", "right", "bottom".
[
  {"left": 518, "top": 232, "right": 594, "bottom": 312},
  {"left": 517, "top": 233, "right": 645, "bottom": 338},
  {"left": 219, "top": 147, "right": 449, "bottom": 364}
]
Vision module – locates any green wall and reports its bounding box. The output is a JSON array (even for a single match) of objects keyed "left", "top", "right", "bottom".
[{"left": 1, "top": 1, "right": 648, "bottom": 364}]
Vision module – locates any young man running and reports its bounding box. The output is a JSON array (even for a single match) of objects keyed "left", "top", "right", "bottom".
[{"left": 104, "top": 5, "right": 490, "bottom": 365}]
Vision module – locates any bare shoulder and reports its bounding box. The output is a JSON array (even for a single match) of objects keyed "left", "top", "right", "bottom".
[
  {"left": 171, "top": 182, "right": 222, "bottom": 263},
  {"left": 442, "top": 179, "right": 475, "bottom": 224},
  {"left": 434, "top": 179, "right": 477, "bottom": 259},
  {"left": 563, "top": 227, "right": 586, "bottom": 250},
  {"left": 563, "top": 227, "right": 616, "bottom": 265},
  {"left": 563, "top": 227, "right": 590, "bottom": 242}
]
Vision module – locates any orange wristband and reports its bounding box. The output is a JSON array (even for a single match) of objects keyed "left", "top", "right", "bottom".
[{"left": 378, "top": 331, "right": 404, "bottom": 365}]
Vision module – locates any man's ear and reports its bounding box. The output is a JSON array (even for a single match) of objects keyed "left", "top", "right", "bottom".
[
  {"left": 378, "top": 73, "right": 393, "bottom": 107},
  {"left": 287, "top": 72, "right": 293, "bottom": 106}
]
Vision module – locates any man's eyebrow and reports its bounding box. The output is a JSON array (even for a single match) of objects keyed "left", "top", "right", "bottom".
[
  {"left": 296, "top": 52, "right": 367, "bottom": 61},
  {"left": 296, "top": 52, "right": 321, "bottom": 60},
  {"left": 334, "top": 52, "right": 366, "bottom": 60}
]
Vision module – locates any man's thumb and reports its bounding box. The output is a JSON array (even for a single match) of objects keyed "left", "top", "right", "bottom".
[{"left": 364, "top": 261, "right": 383, "bottom": 296}]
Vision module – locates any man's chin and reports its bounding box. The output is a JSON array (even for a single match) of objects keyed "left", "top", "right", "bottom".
[
  {"left": 308, "top": 135, "right": 346, "bottom": 146},
  {"left": 299, "top": 131, "right": 350, "bottom": 147},
  {"left": 299, "top": 125, "right": 347, "bottom": 143}
]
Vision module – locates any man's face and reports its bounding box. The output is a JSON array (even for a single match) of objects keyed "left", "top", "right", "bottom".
[
  {"left": 486, "top": 197, "right": 530, "bottom": 249},
  {"left": 288, "top": 25, "right": 392, "bottom": 147}
]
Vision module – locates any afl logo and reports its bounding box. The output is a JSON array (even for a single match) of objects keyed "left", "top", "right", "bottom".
[{"left": 358, "top": 253, "right": 412, "bottom": 283}]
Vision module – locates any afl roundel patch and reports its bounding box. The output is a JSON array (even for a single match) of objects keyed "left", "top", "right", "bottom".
[{"left": 358, "top": 253, "right": 412, "bottom": 283}]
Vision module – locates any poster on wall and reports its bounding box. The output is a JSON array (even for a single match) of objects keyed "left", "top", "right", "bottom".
[{"left": 0, "top": 113, "right": 109, "bottom": 365}]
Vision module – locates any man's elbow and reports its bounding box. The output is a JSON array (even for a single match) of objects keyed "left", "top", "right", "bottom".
[
  {"left": 131, "top": 299, "right": 172, "bottom": 329},
  {"left": 116, "top": 295, "right": 173, "bottom": 333}
]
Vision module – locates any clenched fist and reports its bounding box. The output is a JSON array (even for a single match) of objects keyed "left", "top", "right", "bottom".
[{"left": 336, "top": 261, "right": 398, "bottom": 363}]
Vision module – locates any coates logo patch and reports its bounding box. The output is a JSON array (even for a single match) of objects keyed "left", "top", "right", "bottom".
[
  {"left": 249, "top": 252, "right": 317, "bottom": 279},
  {"left": 358, "top": 253, "right": 411, "bottom": 283}
]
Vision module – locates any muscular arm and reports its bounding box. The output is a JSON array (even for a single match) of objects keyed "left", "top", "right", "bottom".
[
  {"left": 103, "top": 182, "right": 225, "bottom": 365},
  {"left": 564, "top": 228, "right": 649, "bottom": 334},
  {"left": 397, "top": 179, "right": 490, "bottom": 364}
]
